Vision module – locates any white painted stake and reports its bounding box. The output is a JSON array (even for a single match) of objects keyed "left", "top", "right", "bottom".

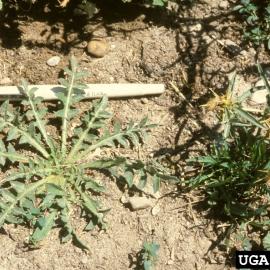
[{"left": 0, "top": 84, "right": 165, "bottom": 100}]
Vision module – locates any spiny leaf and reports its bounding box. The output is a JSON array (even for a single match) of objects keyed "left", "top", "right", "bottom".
[
  {"left": 152, "top": 175, "right": 161, "bottom": 193},
  {"left": 77, "top": 187, "right": 104, "bottom": 226},
  {"left": 0, "top": 177, "right": 49, "bottom": 227},
  {"left": 83, "top": 157, "right": 126, "bottom": 169},
  {"left": 30, "top": 211, "right": 57, "bottom": 245},
  {"left": 66, "top": 96, "right": 110, "bottom": 162},
  {"left": 124, "top": 171, "right": 133, "bottom": 187},
  {"left": 84, "top": 178, "right": 105, "bottom": 193},
  {"left": 72, "top": 231, "right": 90, "bottom": 251},
  {"left": 10, "top": 181, "right": 25, "bottom": 193},
  {"left": 1, "top": 190, "right": 16, "bottom": 202},
  {"left": 263, "top": 232, "right": 270, "bottom": 251},
  {"left": 7, "top": 127, "right": 19, "bottom": 141},
  {"left": 235, "top": 108, "right": 264, "bottom": 129}
]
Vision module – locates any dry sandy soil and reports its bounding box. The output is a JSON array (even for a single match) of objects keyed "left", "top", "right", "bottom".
[{"left": 0, "top": 0, "right": 268, "bottom": 269}]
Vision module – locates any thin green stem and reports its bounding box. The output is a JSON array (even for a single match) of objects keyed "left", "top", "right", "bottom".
[
  {"left": 77, "top": 128, "right": 139, "bottom": 161},
  {"left": 27, "top": 92, "right": 55, "bottom": 154},
  {"left": 61, "top": 70, "right": 76, "bottom": 157},
  {"left": 66, "top": 108, "right": 104, "bottom": 163},
  {"left": 0, "top": 151, "right": 29, "bottom": 163}
]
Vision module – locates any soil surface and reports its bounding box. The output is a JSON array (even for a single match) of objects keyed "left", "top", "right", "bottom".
[{"left": 0, "top": 0, "right": 267, "bottom": 269}]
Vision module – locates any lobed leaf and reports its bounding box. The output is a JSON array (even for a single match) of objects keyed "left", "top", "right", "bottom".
[{"left": 30, "top": 211, "right": 57, "bottom": 245}]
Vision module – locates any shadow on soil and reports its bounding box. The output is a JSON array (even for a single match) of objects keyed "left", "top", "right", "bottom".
[{"left": 0, "top": 0, "right": 244, "bottom": 158}]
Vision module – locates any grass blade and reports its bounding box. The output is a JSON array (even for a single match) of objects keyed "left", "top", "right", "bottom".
[{"left": 235, "top": 108, "right": 264, "bottom": 129}]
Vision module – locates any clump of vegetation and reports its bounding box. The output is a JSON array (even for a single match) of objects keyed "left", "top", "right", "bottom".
[
  {"left": 235, "top": 0, "right": 270, "bottom": 49},
  {"left": 188, "top": 64, "right": 270, "bottom": 250},
  {"left": 202, "top": 72, "right": 264, "bottom": 139},
  {"left": 0, "top": 56, "right": 174, "bottom": 249},
  {"left": 139, "top": 242, "right": 160, "bottom": 270}
]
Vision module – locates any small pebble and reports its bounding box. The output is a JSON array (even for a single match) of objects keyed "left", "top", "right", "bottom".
[
  {"left": 46, "top": 56, "right": 61, "bottom": 67},
  {"left": 120, "top": 195, "right": 128, "bottom": 204},
  {"left": 128, "top": 197, "right": 153, "bottom": 211},
  {"left": 141, "top": 98, "right": 148, "bottom": 104},
  {"left": 189, "top": 23, "right": 202, "bottom": 33},
  {"left": 151, "top": 205, "right": 160, "bottom": 216},
  {"left": 87, "top": 39, "right": 109, "bottom": 58},
  {"left": 219, "top": 1, "right": 229, "bottom": 9}
]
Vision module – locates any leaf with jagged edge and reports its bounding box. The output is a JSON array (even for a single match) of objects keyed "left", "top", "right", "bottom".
[
  {"left": 0, "top": 141, "right": 28, "bottom": 166},
  {"left": 57, "top": 56, "right": 88, "bottom": 156},
  {"left": 84, "top": 178, "right": 105, "bottom": 193},
  {"left": 123, "top": 171, "right": 133, "bottom": 188},
  {"left": 60, "top": 207, "right": 73, "bottom": 244},
  {"left": 77, "top": 117, "right": 153, "bottom": 161},
  {"left": 0, "top": 177, "right": 49, "bottom": 227},
  {"left": 7, "top": 126, "right": 19, "bottom": 141},
  {"left": 83, "top": 157, "right": 126, "bottom": 169},
  {"left": 152, "top": 175, "right": 161, "bottom": 193},
  {"left": 29, "top": 210, "right": 57, "bottom": 246},
  {"left": 76, "top": 185, "right": 105, "bottom": 227},
  {"left": 0, "top": 100, "right": 15, "bottom": 124},
  {"left": 60, "top": 205, "right": 90, "bottom": 250},
  {"left": 67, "top": 96, "right": 111, "bottom": 161},
  {"left": 0, "top": 57, "right": 174, "bottom": 251},
  {"left": 0, "top": 140, "right": 6, "bottom": 166},
  {"left": 20, "top": 80, "right": 55, "bottom": 153},
  {"left": 263, "top": 232, "right": 270, "bottom": 251}
]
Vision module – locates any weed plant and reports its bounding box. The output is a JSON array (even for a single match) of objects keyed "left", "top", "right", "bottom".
[
  {"left": 0, "top": 57, "right": 175, "bottom": 249},
  {"left": 235, "top": 0, "right": 270, "bottom": 49},
  {"left": 139, "top": 242, "right": 160, "bottom": 270},
  {"left": 189, "top": 65, "right": 270, "bottom": 250}
]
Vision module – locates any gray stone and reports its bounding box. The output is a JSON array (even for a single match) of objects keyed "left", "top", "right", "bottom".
[
  {"left": 151, "top": 205, "right": 160, "bottom": 216},
  {"left": 46, "top": 56, "right": 61, "bottom": 67},
  {"left": 128, "top": 197, "right": 153, "bottom": 211}
]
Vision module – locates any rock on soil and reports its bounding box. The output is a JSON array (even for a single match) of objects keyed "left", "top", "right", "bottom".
[
  {"left": 219, "top": 1, "right": 229, "bottom": 9},
  {"left": 87, "top": 39, "right": 109, "bottom": 58},
  {"left": 151, "top": 204, "right": 161, "bottom": 216},
  {"left": 128, "top": 196, "right": 153, "bottom": 210},
  {"left": 46, "top": 56, "right": 61, "bottom": 67}
]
